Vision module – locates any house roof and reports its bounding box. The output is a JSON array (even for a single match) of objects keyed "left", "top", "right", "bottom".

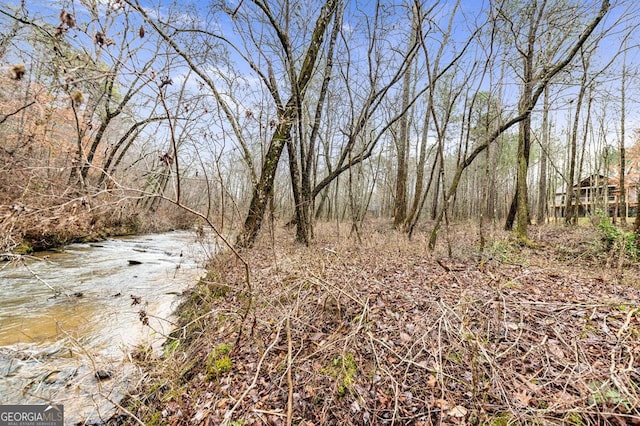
[
  {"left": 576, "top": 174, "right": 617, "bottom": 187},
  {"left": 555, "top": 174, "right": 617, "bottom": 195}
]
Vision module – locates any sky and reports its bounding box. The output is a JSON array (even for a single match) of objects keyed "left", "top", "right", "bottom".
[{"left": 3, "top": 0, "right": 640, "bottom": 167}]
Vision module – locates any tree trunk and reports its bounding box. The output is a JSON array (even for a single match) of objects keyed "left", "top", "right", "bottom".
[
  {"left": 393, "top": 10, "right": 418, "bottom": 228},
  {"left": 537, "top": 86, "right": 549, "bottom": 224},
  {"left": 619, "top": 50, "right": 627, "bottom": 223},
  {"left": 505, "top": 191, "right": 517, "bottom": 230},
  {"left": 512, "top": 2, "right": 541, "bottom": 243},
  {"left": 565, "top": 50, "right": 590, "bottom": 224},
  {"left": 287, "top": 135, "right": 310, "bottom": 245},
  {"left": 296, "top": 2, "right": 342, "bottom": 242},
  {"left": 236, "top": 0, "right": 338, "bottom": 248},
  {"left": 515, "top": 115, "right": 531, "bottom": 240},
  {"left": 634, "top": 196, "right": 640, "bottom": 238},
  {"left": 237, "top": 120, "right": 291, "bottom": 248}
]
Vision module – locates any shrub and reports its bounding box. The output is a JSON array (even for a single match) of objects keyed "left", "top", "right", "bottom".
[{"left": 595, "top": 211, "right": 638, "bottom": 259}]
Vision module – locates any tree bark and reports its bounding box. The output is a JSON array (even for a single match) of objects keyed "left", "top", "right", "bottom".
[
  {"left": 513, "top": 1, "right": 544, "bottom": 243},
  {"left": 565, "top": 49, "right": 590, "bottom": 224},
  {"left": 634, "top": 195, "right": 640, "bottom": 237},
  {"left": 295, "top": 1, "right": 342, "bottom": 243},
  {"left": 537, "top": 86, "right": 549, "bottom": 224},
  {"left": 236, "top": 0, "right": 338, "bottom": 248},
  {"left": 393, "top": 8, "right": 418, "bottom": 228},
  {"left": 619, "top": 49, "right": 627, "bottom": 223}
]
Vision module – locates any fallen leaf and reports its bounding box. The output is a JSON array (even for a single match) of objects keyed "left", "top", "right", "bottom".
[
  {"left": 547, "top": 339, "right": 565, "bottom": 359},
  {"left": 309, "top": 332, "right": 324, "bottom": 341},
  {"left": 434, "top": 399, "right": 451, "bottom": 410},
  {"left": 447, "top": 405, "right": 468, "bottom": 417},
  {"left": 426, "top": 375, "right": 437, "bottom": 388},
  {"left": 514, "top": 391, "right": 531, "bottom": 407}
]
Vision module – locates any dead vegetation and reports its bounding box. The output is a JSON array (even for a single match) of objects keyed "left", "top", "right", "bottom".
[
  {"left": 0, "top": 197, "right": 197, "bottom": 254},
  {"left": 121, "top": 222, "right": 640, "bottom": 425}
]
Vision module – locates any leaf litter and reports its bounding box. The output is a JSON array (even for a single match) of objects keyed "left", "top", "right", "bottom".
[{"left": 119, "top": 222, "right": 640, "bottom": 425}]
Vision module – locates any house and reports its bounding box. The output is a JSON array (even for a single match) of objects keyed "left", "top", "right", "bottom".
[{"left": 554, "top": 173, "right": 638, "bottom": 219}]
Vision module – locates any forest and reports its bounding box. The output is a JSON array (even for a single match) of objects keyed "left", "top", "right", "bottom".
[{"left": 1, "top": 0, "right": 640, "bottom": 424}]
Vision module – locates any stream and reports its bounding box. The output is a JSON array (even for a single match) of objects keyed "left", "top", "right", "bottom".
[{"left": 0, "top": 231, "right": 213, "bottom": 424}]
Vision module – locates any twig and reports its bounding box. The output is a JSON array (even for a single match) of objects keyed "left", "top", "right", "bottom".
[
  {"left": 0, "top": 101, "right": 36, "bottom": 126},
  {"left": 286, "top": 315, "right": 293, "bottom": 426},
  {"left": 149, "top": 192, "right": 253, "bottom": 347},
  {"left": 100, "top": 392, "right": 146, "bottom": 426},
  {"left": 222, "top": 318, "right": 285, "bottom": 426},
  {"left": 20, "top": 257, "right": 66, "bottom": 297},
  {"left": 616, "top": 307, "right": 639, "bottom": 340}
]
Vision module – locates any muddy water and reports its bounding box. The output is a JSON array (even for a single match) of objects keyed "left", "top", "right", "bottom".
[{"left": 0, "top": 231, "right": 214, "bottom": 424}]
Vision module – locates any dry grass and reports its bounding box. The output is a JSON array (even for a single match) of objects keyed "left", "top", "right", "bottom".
[{"left": 122, "top": 221, "right": 640, "bottom": 425}]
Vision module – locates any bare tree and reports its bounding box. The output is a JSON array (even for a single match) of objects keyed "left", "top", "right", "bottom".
[
  {"left": 392, "top": 4, "right": 419, "bottom": 228},
  {"left": 537, "top": 85, "right": 550, "bottom": 224},
  {"left": 564, "top": 48, "right": 593, "bottom": 225},
  {"left": 236, "top": 0, "right": 339, "bottom": 247},
  {"left": 404, "top": 0, "right": 463, "bottom": 229},
  {"left": 428, "top": 0, "right": 610, "bottom": 249},
  {"left": 618, "top": 46, "right": 627, "bottom": 223}
]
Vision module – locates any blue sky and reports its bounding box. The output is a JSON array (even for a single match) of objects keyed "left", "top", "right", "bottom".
[{"left": 3, "top": 0, "right": 640, "bottom": 159}]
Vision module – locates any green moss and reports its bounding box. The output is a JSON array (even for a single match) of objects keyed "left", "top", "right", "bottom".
[
  {"left": 517, "top": 236, "right": 540, "bottom": 248},
  {"left": 196, "top": 271, "right": 231, "bottom": 299},
  {"left": 447, "top": 350, "right": 463, "bottom": 364},
  {"left": 588, "top": 381, "right": 628, "bottom": 407},
  {"left": 14, "top": 242, "right": 34, "bottom": 255},
  {"left": 213, "top": 357, "right": 232, "bottom": 374},
  {"left": 489, "top": 412, "right": 513, "bottom": 426},
  {"left": 205, "top": 343, "right": 234, "bottom": 381},
  {"left": 163, "top": 269, "right": 236, "bottom": 352},
  {"left": 324, "top": 353, "right": 358, "bottom": 396},
  {"left": 215, "top": 343, "right": 232, "bottom": 355},
  {"left": 563, "top": 412, "right": 585, "bottom": 426},
  {"left": 145, "top": 411, "right": 163, "bottom": 426},
  {"left": 209, "top": 282, "right": 232, "bottom": 298}
]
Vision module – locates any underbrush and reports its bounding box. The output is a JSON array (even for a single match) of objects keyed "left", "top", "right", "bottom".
[
  {"left": 0, "top": 198, "right": 198, "bottom": 253},
  {"left": 121, "top": 223, "right": 640, "bottom": 425},
  {"left": 594, "top": 211, "right": 640, "bottom": 261}
]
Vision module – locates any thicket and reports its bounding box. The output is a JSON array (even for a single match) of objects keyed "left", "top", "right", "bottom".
[{"left": 595, "top": 210, "right": 639, "bottom": 260}]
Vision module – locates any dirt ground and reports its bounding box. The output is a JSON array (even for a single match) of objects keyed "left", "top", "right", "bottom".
[{"left": 120, "top": 221, "right": 640, "bottom": 425}]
